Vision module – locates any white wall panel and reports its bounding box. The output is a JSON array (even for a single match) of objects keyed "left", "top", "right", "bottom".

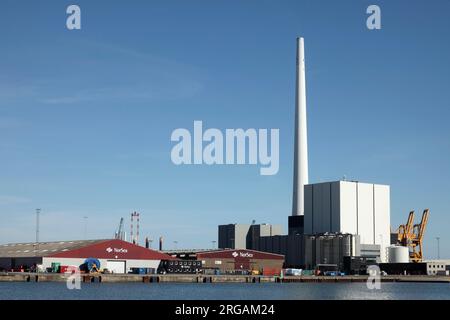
[
  {"left": 106, "top": 260, "right": 126, "bottom": 273},
  {"left": 42, "top": 257, "right": 85, "bottom": 269},
  {"left": 339, "top": 181, "right": 358, "bottom": 235},
  {"left": 43, "top": 257, "right": 161, "bottom": 272},
  {"left": 357, "top": 183, "right": 375, "bottom": 245},
  {"left": 320, "top": 183, "right": 331, "bottom": 233},
  {"left": 374, "top": 184, "right": 390, "bottom": 262}
]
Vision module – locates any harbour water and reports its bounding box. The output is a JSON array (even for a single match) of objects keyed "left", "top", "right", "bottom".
[{"left": 1, "top": 282, "right": 449, "bottom": 300}]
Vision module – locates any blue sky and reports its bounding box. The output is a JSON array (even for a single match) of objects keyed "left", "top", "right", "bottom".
[{"left": 0, "top": 0, "right": 449, "bottom": 258}]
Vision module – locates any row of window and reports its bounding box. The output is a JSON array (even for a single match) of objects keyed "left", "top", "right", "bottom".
[
  {"left": 167, "top": 261, "right": 201, "bottom": 266},
  {"left": 428, "top": 270, "right": 448, "bottom": 275},
  {"left": 166, "top": 268, "right": 201, "bottom": 273}
]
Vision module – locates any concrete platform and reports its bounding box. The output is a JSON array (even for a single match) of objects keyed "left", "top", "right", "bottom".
[{"left": 1, "top": 272, "right": 449, "bottom": 283}]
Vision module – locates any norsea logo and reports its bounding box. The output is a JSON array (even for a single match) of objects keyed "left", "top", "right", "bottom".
[
  {"left": 106, "top": 247, "right": 128, "bottom": 253},
  {"left": 231, "top": 251, "right": 254, "bottom": 258}
]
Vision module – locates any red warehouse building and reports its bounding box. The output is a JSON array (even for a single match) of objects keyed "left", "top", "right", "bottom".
[
  {"left": 0, "top": 239, "right": 175, "bottom": 273},
  {"left": 195, "top": 249, "right": 284, "bottom": 274}
]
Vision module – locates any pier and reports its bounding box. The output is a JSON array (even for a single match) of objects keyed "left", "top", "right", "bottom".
[{"left": 1, "top": 272, "right": 449, "bottom": 284}]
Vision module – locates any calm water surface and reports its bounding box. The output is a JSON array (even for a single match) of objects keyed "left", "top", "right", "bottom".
[{"left": 1, "top": 282, "right": 450, "bottom": 300}]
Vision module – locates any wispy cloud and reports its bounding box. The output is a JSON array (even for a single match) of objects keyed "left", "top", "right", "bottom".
[
  {"left": 0, "top": 40, "right": 205, "bottom": 106},
  {"left": 0, "top": 117, "right": 24, "bottom": 129},
  {"left": 114, "top": 151, "right": 166, "bottom": 161},
  {"left": 0, "top": 82, "right": 40, "bottom": 101},
  {"left": 0, "top": 195, "right": 31, "bottom": 205},
  {"left": 38, "top": 81, "right": 203, "bottom": 105}
]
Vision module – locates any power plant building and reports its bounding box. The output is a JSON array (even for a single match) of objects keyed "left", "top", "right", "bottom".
[
  {"left": 216, "top": 38, "right": 393, "bottom": 269},
  {"left": 304, "top": 181, "right": 390, "bottom": 262}
]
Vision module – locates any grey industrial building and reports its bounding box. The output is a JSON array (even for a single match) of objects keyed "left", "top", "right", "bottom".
[
  {"left": 254, "top": 234, "right": 303, "bottom": 267},
  {"left": 255, "top": 232, "right": 365, "bottom": 269},
  {"left": 218, "top": 223, "right": 282, "bottom": 250},
  {"left": 304, "top": 233, "right": 359, "bottom": 270}
]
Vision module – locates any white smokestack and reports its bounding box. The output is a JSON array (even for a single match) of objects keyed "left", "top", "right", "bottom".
[{"left": 292, "top": 37, "right": 309, "bottom": 216}]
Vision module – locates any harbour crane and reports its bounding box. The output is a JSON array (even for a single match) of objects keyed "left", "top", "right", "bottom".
[
  {"left": 114, "top": 217, "right": 124, "bottom": 240},
  {"left": 410, "top": 209, "right": 429, "bottom": 262},
  {"left": 397, "top": 211, "right": 415, "bottom": 245},
  {"left": 396, "top": 209, "right": 430, "bottom": 262}
]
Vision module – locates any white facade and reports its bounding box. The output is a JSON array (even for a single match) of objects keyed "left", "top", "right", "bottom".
[
  {"left": 106, "top": 260, "right": 126, "bottom": 273},
  {"left": 304, "top": 181, "right": 390, "bottom": 262},
  {"left": 42, "top": 257, "right": 161, "bottom": 273},
  {"left": 425, "top": 260, "right": 450, "bottom": 276}
]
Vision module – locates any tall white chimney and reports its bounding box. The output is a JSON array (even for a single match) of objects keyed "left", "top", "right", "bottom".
[{"left": 292, "top": 37, "right": 309, "bottom": 216}]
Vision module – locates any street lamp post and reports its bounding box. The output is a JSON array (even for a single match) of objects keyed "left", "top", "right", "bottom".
[
  {"left": 83, "top": 216, "right": 88, "bottom": 240},
  {"left": 35, "top": 208, "right": 41, "bottom": 272},
  {"left": 436, "top": 237, "right": 440, "bottom": 260},
  {"left": 379, "top": 234, "right": 385, "bottom": 262}
]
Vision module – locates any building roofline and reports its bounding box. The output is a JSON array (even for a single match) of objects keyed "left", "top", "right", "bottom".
[
  {"left": 305, "top": 180, "right": 390, "bottom": 187},
  {"left": 197, "top": 248, "right": 285, "bottom": 258}
]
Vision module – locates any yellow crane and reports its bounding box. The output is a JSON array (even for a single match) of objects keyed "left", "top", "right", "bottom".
[
  {"left": 397, "top": 211, "right": 415, "bottom": 245},
  {"left": 396, "top": 209, "right": 429, "bottom": 262}
]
